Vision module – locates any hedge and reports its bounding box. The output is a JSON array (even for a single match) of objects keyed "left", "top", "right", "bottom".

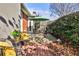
[{"left": 47, "top": 11, "right": 79, "bottom": 47}]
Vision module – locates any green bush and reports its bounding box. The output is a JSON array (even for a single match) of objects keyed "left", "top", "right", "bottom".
[{"left": 47, "top": 11, "right": 79, "bottom": 47}]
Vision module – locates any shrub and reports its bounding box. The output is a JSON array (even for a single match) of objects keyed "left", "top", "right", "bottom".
[{"left": 47, "top": 11, "right": 79, "bottom": 47}]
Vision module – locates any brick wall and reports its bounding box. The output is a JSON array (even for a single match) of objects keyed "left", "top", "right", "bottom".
[{"left": 21, "top": 11, "right": 28, "bottom": 33}]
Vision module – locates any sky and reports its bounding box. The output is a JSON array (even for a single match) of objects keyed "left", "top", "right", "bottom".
[
  {"left": 24, "top": 3, "right": 79, "bottom": 21},
  {"left": 24, "top": 3, "right": 57, "bottom": 20}
]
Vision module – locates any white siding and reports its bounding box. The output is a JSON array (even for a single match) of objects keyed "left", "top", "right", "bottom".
[{"left": 0, "top": 3, "right": 20, "bottom": 38}]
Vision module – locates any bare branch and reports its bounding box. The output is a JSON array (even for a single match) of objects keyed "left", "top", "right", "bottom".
[{"left": 50, "top": 3, "right": 79, "bottom": 17}]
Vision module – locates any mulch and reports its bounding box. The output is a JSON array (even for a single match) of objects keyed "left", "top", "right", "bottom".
[{"left": 17, "top": 41, "right": 79, "bottom": 56}]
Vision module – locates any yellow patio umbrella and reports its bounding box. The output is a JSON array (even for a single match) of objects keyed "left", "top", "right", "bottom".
[
  {"left": 0, "top": 42, "right": 12, "bottom": 47},
  {"left": 0, "top": 41, "right": 16, "bottom": 56}
]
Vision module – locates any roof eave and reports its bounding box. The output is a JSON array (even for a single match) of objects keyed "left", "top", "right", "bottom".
[{"left": 21, "top": 4, "right": 31, "bottom": 16}]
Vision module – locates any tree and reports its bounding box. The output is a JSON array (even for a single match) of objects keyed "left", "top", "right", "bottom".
[{"left": 50, "top": 3, "right": 79, "bottom": 17}]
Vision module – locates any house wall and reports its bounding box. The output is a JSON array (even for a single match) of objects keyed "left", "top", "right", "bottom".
[
  {"left": 38, "top": 21, "right": 48, "bottom": 32},
  {"left": 21, "top": 11, "right": 28, "bottom": 33},
  {"left": 0, "top": 3, "right": 20, "bottom": 38}
]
